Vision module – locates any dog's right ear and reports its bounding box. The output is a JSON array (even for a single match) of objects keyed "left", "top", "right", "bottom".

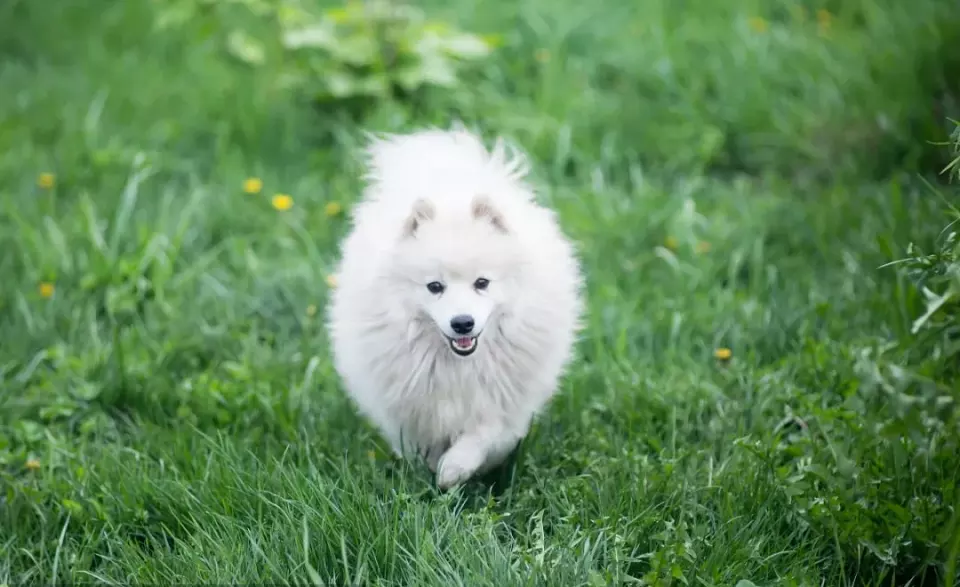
[{"left": 402, "top": 198, "right": 435, "bottom": 238}]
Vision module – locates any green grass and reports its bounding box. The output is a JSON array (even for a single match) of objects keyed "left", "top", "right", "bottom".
[{"left": 2, "top": 0, "right": 960, "bottom": 585}]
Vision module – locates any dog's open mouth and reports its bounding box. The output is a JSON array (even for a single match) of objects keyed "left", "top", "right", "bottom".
[{"left": 448, "top": 335, "right": 479, "bottom": 357}]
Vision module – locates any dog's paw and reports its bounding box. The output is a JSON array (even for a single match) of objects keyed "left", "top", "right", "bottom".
[
  {"left": 436, "top": 441, "right": 485, "bottom": 490},
  {"left": 423, "top": 443, "right": 449, "bottom": 473}
]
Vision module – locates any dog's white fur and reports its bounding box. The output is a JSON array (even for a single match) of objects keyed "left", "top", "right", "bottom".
[{"left": 327, "top": 127, "right": 583, "bottom": 489}]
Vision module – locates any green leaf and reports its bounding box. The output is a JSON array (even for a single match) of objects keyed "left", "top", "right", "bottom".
[
  {"left": 62, "top": 499, "right": 84, "bottom": 516},
  {"left": 480, "top": 33, "right": 505, "bottom": 48},
  {"left": 439, "top": 33, "right": 492, "bottom": 59},
  {"left": 72, "top": 382, "right": 102, "bottom": 401},
  {"left": 233, "top": 0, "right": 273, "bottom": 17},
  {"left": 226, "top": 30, "right": 266, "bottom": 65},
  {"left": 324, "top": 71, "right": 360, "bottom": 98},
  {"left": 587, "top": 570, "right": 606, "bottom": 587},
  {"left": 154, "top": 5, "right": 195, "bottom": 31},
  {"left": 328, "top": 33, "right": 381, "bottom": 66},
  {"left": 278, "top": 3, "right": 313, "bottom": 27},
  {"left": 418, "top": 55, "right": 458, "bottom": 87},
  {"left": 911, "top": 288, "right": 954, "bottom": 333},
  {"left": 282, "top": 23, "right": 338, "bottom": 51},
  {"left": 394, "top": 64, "right": 425, "bottom": 91},
  {"left": 357, "top": 74, "right": 391, "bottom": 97}
]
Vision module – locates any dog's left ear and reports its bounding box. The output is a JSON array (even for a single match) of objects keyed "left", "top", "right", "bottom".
[{"left": 472, "top": 194, "right": 508, "bottom": 234}]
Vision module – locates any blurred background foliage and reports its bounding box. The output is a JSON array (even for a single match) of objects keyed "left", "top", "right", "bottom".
[{"left": 2, "top": 0, "right": 958, "bottom": 178}]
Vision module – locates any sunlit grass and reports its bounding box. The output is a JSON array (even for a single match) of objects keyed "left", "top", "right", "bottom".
[{"left": 1, "top": 0, "right": 958, "bottom": 585}]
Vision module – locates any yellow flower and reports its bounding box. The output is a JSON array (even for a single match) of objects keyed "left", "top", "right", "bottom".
[
  {"left": 306, "top": 304, "right": 317, "bottom": 317},
  {"left": 39, "top": 282, "right": 55, "bottom": 299},
  {"left": 817, "top": 9, "right": 832, "bottom": 34},
  {"left": 25, "top": 458, "right": 41, "bottom": 471},
  {"left": 664, "top": 236, "right": 679, "bottom": 250},
  {"left": 325, "top": 274, "right": 338, "bottom": 289},
  {"left": 324, "top": 201, "right": 343, "bottom": 217},
  {"left": 37, "top": 173, "right": 55, "bottom": 189},
  {"left": 696, "top": 241, "right": 712, "bottom": 254},
  {"left": 272, "top": 193, "right": 294, "bottom": 211},
  {"left": 748, "top": 16, "right": 769, "bottom": 33},
  {"left": 714, "top": 347, "right": 732, "bottom": 361},
  {"left": 535, "top": 48, "right": 550, "bottom": 63},
  {"left": 243, "top": 177, "right": 263, "bottom": 194}
]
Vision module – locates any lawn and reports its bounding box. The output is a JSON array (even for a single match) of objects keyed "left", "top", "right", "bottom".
[{"left": 2, "top": 0, "right": 960, "bottom": 585}]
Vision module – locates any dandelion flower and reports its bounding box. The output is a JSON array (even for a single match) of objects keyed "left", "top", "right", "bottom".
[
  {"left": 665, "top": 236, "right": 679, "bottom": 250},
  {"left": 39, "top": 282, "right": 55, "bottom": 299},
  {"left": 25, "top": 458, "right": 41, "bottom": 471},
  {"left": 816, "top": 9, "right": 832, "bottom": 34},
  {"left": 243, "top": 177, "right": 263, "bottom": 194},
  {"left": 37, "top": 173, "right": 55, "bottom": 189},
  {"left": 748, "top": 16, "right": 768, "bottom": 33},
  {"left": 325, "top": 274, "right": 338, "bottom": 289},
  {"left": 714, "top": 347, "right": 732, "bottom": 361},
  {"left": 324, "top": 201, "right": 343, "bottom": 217},
  {"left": 272, "top": 193, "right": 294, "bottom": 211}
]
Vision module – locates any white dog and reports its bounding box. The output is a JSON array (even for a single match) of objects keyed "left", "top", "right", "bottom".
[{"left": 326, "top": 126, "right": 583, "bottom": 489}]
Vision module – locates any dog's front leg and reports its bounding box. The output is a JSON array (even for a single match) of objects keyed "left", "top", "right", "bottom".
[
  {"left": 389, "top": 432, "right": 448, "bottom": 473},
  {"left": 436, "top": 424, "right": 521, "bottom": 490}
]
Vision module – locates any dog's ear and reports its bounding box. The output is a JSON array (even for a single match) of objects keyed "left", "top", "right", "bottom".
[
  {"left": 402, "top": 198, "right": 435, "bottom": 238},
  {"left": 472, "top": 194, "right": 508, "bottom": 234}
]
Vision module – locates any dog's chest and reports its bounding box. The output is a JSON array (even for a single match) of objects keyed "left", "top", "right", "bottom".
[{"left": 397, "top": 355, "right": 519, "bottom": 442}]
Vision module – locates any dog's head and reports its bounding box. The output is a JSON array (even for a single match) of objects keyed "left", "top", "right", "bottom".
[{"left": 391, "top": 194, "right": 518, "bottom": 357}]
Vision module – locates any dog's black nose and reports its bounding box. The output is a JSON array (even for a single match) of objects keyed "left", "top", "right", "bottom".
[{"left": 450, "top": 314, "right": 475, "bottom": 335}]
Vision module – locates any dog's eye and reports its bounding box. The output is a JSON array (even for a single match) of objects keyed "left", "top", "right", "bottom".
[
  {"left": 426, "top": 281, "right": 445, "bottom": 294},
  {"left": 473, "top": 278, "right": 490, "bottom": 291}
]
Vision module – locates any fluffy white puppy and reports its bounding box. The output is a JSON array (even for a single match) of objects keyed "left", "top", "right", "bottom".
[{"left": 327, "top": 126, "right": 583, "bottom": 489}]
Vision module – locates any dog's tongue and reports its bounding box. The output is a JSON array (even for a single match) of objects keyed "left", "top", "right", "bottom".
[{"left": 456, "top": 337, "right": 471, "bottom": 347}]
